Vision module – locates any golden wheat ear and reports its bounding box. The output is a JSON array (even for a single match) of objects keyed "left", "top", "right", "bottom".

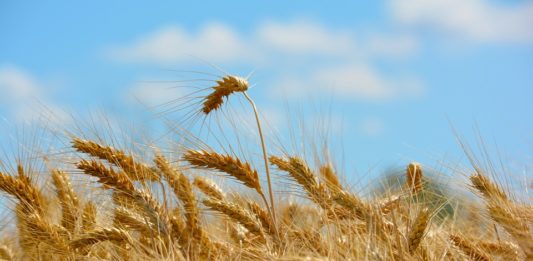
[
  {"left": 193, "top": 176, "right": 225, "bottom": 200},
  {"left": 408, "top": 207, "right": 430, "bottom": 255},
  {"left": 450, "top": 234, "right": 491, "bottom": 261},
  {"left": 51, "top": 170, "right": 80, "bottom": 234},
  {"left": 72, "top": 138, "right": 159, "bottom": 181},
  {"left": 203, "top": 198, "right": 266, "bottom": 241},
  {"left": 406, "top": 162, "right": 423, "bottom": 193},
  {"left": 202, "top": 75, "right": 249, "bottom": 114},
  {"left": 0, "top": 244, "right": 13, "bottom": 260}
]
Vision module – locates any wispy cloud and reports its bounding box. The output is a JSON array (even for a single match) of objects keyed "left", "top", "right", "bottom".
[
  {"left": 0, "top": 65, "right": 68, "bottom": 124},
  {"left": 127, "top": 81, "right": 184, "bottom": 107},
  {"left": 108, "top": 23, "right": 255, "bottom": 64},
  {"left": 389, "top": 0, "right": 533, "bottom": 44},
  {"left": 271, "top": 63, "right": 424, "bottom": 102},
  {"left": 358, "top": 116, "right": 385, "bottom": 137},
  {"left": 109, "top": 19, "right": 422, "bottom": 102}
]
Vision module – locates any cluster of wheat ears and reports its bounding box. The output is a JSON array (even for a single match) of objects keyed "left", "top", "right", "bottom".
[{"left": 0, "top": 75, "right": 531, "bottom": 260}]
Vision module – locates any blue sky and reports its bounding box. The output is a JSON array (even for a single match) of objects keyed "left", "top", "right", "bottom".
[{"left": 0, "top": 1, "right": 532, "bottom": 185}]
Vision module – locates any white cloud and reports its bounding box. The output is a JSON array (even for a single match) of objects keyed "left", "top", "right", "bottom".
[
  {"left": 0, "top": 65, "right": 68, "bottom": 124},
  {"left": 128, "top": 82, "right": 184, "bottom": 107},
  {"left": 0, "top": 65, "right": 41, "bottom": 102},
  {"left": 110, "top": 20, "right": 423, "bottom": 102},
  {"left": 365, "top": 33, "right": 419, "bottom": 58},
  {"left": 108, "top": 23, "right": 255, "bottom": 64},
  {"left": 108, "top": 20, "right": 419, "bottom": 64},
  {"left": 257, "top": 20, "right": 356, "bottom": 56},
  {"left": 389, "top": 0, "right": 533, "bottom": 44},
  {"left": 272, "top": 64, "right": 424, "bottom": 101},
  {"left": 359, "top": 117, "right": 385, "bottom": 137}
]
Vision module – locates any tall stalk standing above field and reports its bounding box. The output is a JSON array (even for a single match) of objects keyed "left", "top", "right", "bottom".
[{"left": 201, "top": 75, "right": 277, "bottom": 230}]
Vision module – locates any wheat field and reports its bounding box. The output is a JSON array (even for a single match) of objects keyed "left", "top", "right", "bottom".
[{"left": 0, "top": 74, "right": 531, "bottom": 260}]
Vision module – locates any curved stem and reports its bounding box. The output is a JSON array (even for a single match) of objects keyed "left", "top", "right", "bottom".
[{"left": 243, "top": 92, "right": 277, "bottom": 231}]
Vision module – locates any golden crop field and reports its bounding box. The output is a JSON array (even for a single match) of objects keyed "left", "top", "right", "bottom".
[{"left": 0, "top": 74, "right": 530, "bottom": 260}]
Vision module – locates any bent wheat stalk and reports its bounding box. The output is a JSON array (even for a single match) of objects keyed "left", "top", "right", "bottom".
[
  {"left": 201, "top": 75, "right": 277, "bottom": 230},
  {"left": 242, "top": 91, "right": 277, "bottom": 228}
]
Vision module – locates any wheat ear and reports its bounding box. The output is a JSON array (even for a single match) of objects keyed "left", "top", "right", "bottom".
[
  {"left": 487, "top": 203, "right": 533, "bottom": 259},
  {"left": 450, "top": 234, "right": 491, "bottom": 261},
  {"left": 72, "top": 138, "right": 159, "bottom": 181},
  {"left": 406, "top": 162, "right": 423, "bottom": 193},
  {"left": 71, "top": 228, "right": 132, "bottom": 250},
  {"left": 114, "top": 206, "right": 153, "bottom": 235},
  {"left": 408, "top": 207, "right": 430, "bottom": 254},
  {"left": 51, "top": 170, "right": 80, "bottom": 233},
  {"left": 154, "top": 154, "right": 199, "bottom": 233},
  {"left": 193, "top": 176, "right": 225, "bottom": 200},
  {"left": 82, "top": 202, "right": 97, "bottom": 232},
  {"left": 202, "top": 75, "right": 249, "bottom": 114},
  {"left": 0, "top": 169, "right": 45, "bottom": 215},
  {"left": 77, "top": 159, "right": 171, "bottom": 236},
  {"left": 76, "top": 159, "right": 135, "bottom": 192},
  {"left": 477, "top": 241, "right": 520, "bottom": 260},
  {"left": 270, "top": 156, "right": 330, "bottom": 208},
  {"left": 470, "top": 173, "right": 508, "bottom": 201},
  {"left": 247, "top": 200, "right": 275, "bottom": 236},
  {"left": 0, "top": 244, "right": 13, "bottom": 261},
  {"left": 470, "top": 173, "right": 533, "bottom": 258},
  {"left": 184, "top": 149, "right": 274, "bottom": 221},
  {"left": 320, "top": 163, "right": 341, "bottom": 190},
  {"left": 203, "top": 198, "right": 266, "bottom": 241},
  {"left": 25, "top": 213, "right": 70, "bottom": 253}
]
